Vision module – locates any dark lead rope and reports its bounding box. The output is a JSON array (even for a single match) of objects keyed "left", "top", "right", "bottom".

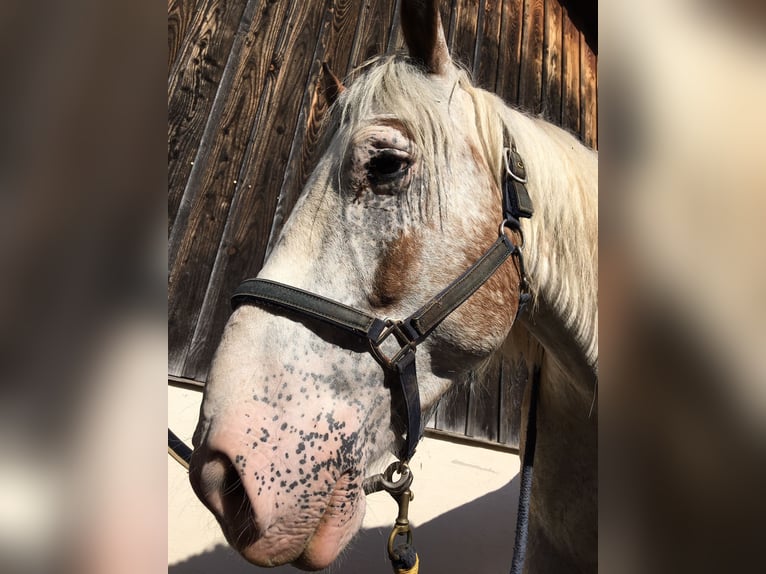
[
  {"left": 509, "top": 366, "right": 541, "bottom": 574},
  {"left": 168, "top": 429, "right": 193, "bottom": 469}
]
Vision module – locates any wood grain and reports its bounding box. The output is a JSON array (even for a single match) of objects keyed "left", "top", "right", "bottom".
[
  {"left": 347, "top": 0, "right": 400, "bottom": 71},
  {"left": 266, "top": 0, "right": 364, "bottom": 259},
  {"left": 580, "top": 30, "right": 597, "bottom": 149},
  {"left": 495, "top": 0, "right": 523, "bottom": 104},
  {"left": 434, "top": 380, "right": 471, "bottom": 437},
  {"left": 181, "top": 2, "right": 331, "bottom": 378},
  {"left": 517, "top": 0, "right": 544, "bottom": 113},
  {"left": 168, "top": 0, "right": 300, "bottom": 374},
  {"left": 475, "top": 0, "right": 504, "bottom": 91},
  {"left": 541, "top": 0, "right": 562, "bottom": 124},
  {"left": 168, "top": 0, "right": 250, "bottom": 230},
  {"left": 467, "top": 355, "right": 502, "bottom": 442},
  {"left": 561, "top": 6, "right": 580, "bottom": 135},
  {"left": 449, "top": 0, "right": 480, "bottom": 72},
  {"left": 168, "top": 0, "right": 197, "bottom": 74},
  {"left": 498, "top": 325, "right": 545, "bottom": 445}
]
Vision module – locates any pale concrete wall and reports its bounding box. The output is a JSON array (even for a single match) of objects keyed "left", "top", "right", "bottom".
[{"left": 169, "top": 387, "right": 520, "bottom": 573}]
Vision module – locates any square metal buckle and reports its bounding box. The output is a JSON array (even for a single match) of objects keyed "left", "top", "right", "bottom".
[{"left": 370, "top": 319, "right": 417, "bottom": 369}]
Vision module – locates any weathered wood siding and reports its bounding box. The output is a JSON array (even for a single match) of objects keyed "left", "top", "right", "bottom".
[{"left": 168, "top": 0, "right": 597, "bottom": 448}]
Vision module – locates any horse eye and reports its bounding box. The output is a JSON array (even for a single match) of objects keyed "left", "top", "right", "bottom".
[{"left": 367, "top": 151, "right": 411, "bottom": 184}]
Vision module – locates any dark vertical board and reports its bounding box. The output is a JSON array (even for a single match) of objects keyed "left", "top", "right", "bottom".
[
  {"left": 180, "top": 2, "right": 330, "bottom": 379},
  {"left": 517, "top": 0, "right": 544, "bottom": 113},
  {"left": 580, "top": 30, "right": 597, "bottom": 149},
  {"left": 449, "top": 0, "right": 480, "bottom": 72},
  {"left": 467, "top": 355, "right": 502, "bottom": 442},
  {"left": 387, "top": 0, "right": 405, "bottom": 53},
  {"left": 498, "top": 325, "right": 545, "bottom": 445},
  {"left": 435, "top": 380, "right": 470, "bottom": 437},
  {"left": 168, "top": 0, "right": 197, "bottom": 74},
  {"left": 168, "top": 0, "right": 250, "bottom": 229},
  {"left": 475, "top": 0, "right": 504, "bottom": 91},
  {"left": 561, "top": 6, "right": 580, "bottom": 135},
  {"left": 495, "top": 0, "right": 523, "bottom": 105},
  {"left": 347, "top": 0, "right": 400, "bottom": 71},
  {"left": 168, "top": 0, "right": 307, "bottom": 375},
  {"left": 541, "top": 0, "right": 562, "bottom": 124}
]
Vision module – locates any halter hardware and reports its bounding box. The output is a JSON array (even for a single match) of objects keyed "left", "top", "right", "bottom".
[{"left": 370, "top": 319, "right": 418, "bottom": 370}]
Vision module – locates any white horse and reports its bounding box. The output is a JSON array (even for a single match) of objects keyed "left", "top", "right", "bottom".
[{"left": 189, "top": 1, "right": 597, "bottom": 571}]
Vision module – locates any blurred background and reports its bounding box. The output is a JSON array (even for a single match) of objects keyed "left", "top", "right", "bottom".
[{"left": 0, "top": 0, "right": 763, "bottom": 573}]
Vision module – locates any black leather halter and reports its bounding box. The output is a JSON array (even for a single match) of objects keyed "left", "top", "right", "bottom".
[{"left": 230, "top": 137, "right": 533, "bottom": 463}]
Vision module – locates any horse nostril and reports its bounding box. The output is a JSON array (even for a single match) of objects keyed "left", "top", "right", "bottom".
[
  {"left": 220, "top": 461, "right": 251, "bottom": 518},
  {"left": 189, "top": 450, "right": 259, "bottom": 548}
]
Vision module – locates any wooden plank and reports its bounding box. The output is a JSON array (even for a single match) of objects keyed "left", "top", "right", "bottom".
[
  {"left": 449, "top": 0, "right": 480, "bottom": 72},
  {"left": 580, "top": 29, "right": 597, "bottom": 149},
  {"left": 475, "top": 0, "right": 504, "bottom": 91},
  {"left": 561, "top": 6, "right": 580, "bottom": 135},
  {"left": 495, "top": 0, "right": 523, "bottom": 105},
  {"left": 517, "top": 0, "right": 544, "bottom": 113},
  {"left": 180, "top": 2, "right": 331, "bottom": 379},
  {"left": 466, "top": 355, "right": 502, "bottom": 442},
  {"left": 434, "top": 378, "right": 471, "bottom": 436},
  {"left": 347, "top": 0, "right": 400, "bottom": 71},
  {"left": 168, "top": 0, "right": 196, "bottom": 74},
  {"left": 168, "top": 0, "right": 250, "bottom": 230},
  {"left": 541, "top": 0, "right": 562, "bottom": 124},
  {"left": 498, "top": 325, "right": 544, "bottom": 447},
  {"left": 498, "top": 356, "right": 526, "bottom": 446},
  {"left": 168, "top": 0, "right": 301, "bottom": 375}
]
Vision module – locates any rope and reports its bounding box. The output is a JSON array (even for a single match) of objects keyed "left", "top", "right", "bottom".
[
  {"left": 391, "top": 545, "right": 419, "bottom": 573},
  {"left": 509, "top": 366, "right": 540, "bottom": 574}
]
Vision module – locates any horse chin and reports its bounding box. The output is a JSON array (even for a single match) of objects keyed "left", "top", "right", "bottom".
[
  {"left": 295, "top": 473, "right": 367, "bottom": 570},
  {"left": 239, "top": 472, "right": 366, "bottom": 571}
]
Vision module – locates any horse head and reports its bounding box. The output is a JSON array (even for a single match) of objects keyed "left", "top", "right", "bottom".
[{"left": 188, "top": 0, "right": 596, "bottom": 569}]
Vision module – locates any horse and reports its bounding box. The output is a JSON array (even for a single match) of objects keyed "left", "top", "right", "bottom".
[{"left": 188, "top": 1, "right": 597, "bottom": 571}]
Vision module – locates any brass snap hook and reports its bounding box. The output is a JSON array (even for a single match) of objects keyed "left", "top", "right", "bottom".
[{"left": 387, "top": 488, "right": 414, "bottom": 560}]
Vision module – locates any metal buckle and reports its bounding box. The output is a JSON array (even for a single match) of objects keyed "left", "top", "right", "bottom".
[
  {"left": 370, "top": 319, "right": 417, "bottom": 369},
  {"left": 503, "top": 147, "right": 528, "bottom": 183}
]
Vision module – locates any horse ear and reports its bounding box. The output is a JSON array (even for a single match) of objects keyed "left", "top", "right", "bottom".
[
  {"left": 401, "top": 0, "right": 450, "bottom": 75},
  {"left": 320, "top": 62, "right": 345, "bottom": 106}
]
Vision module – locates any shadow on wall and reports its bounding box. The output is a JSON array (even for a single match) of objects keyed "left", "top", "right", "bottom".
[{"left": 170, "top": 476, "right": 520, "bottom": 574}]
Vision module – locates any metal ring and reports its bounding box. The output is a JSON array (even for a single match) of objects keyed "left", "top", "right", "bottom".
[
  {"left": 387, "top": 524, "right": 414, "bottom": 559},
  {"left": 499, "top": 219, "right": 526, "bottom": 250},
  {"left": 380, "top": 461, "right": 413, "bottom": 494}
]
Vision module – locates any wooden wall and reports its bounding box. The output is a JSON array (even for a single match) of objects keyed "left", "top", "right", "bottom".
[{"left": 168, "top": 0, "right": 597, "bottom": 448}]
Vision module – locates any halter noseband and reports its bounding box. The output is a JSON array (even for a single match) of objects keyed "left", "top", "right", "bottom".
[{"left": 229, "top": 134, "right": 533, "bottom": 466}]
